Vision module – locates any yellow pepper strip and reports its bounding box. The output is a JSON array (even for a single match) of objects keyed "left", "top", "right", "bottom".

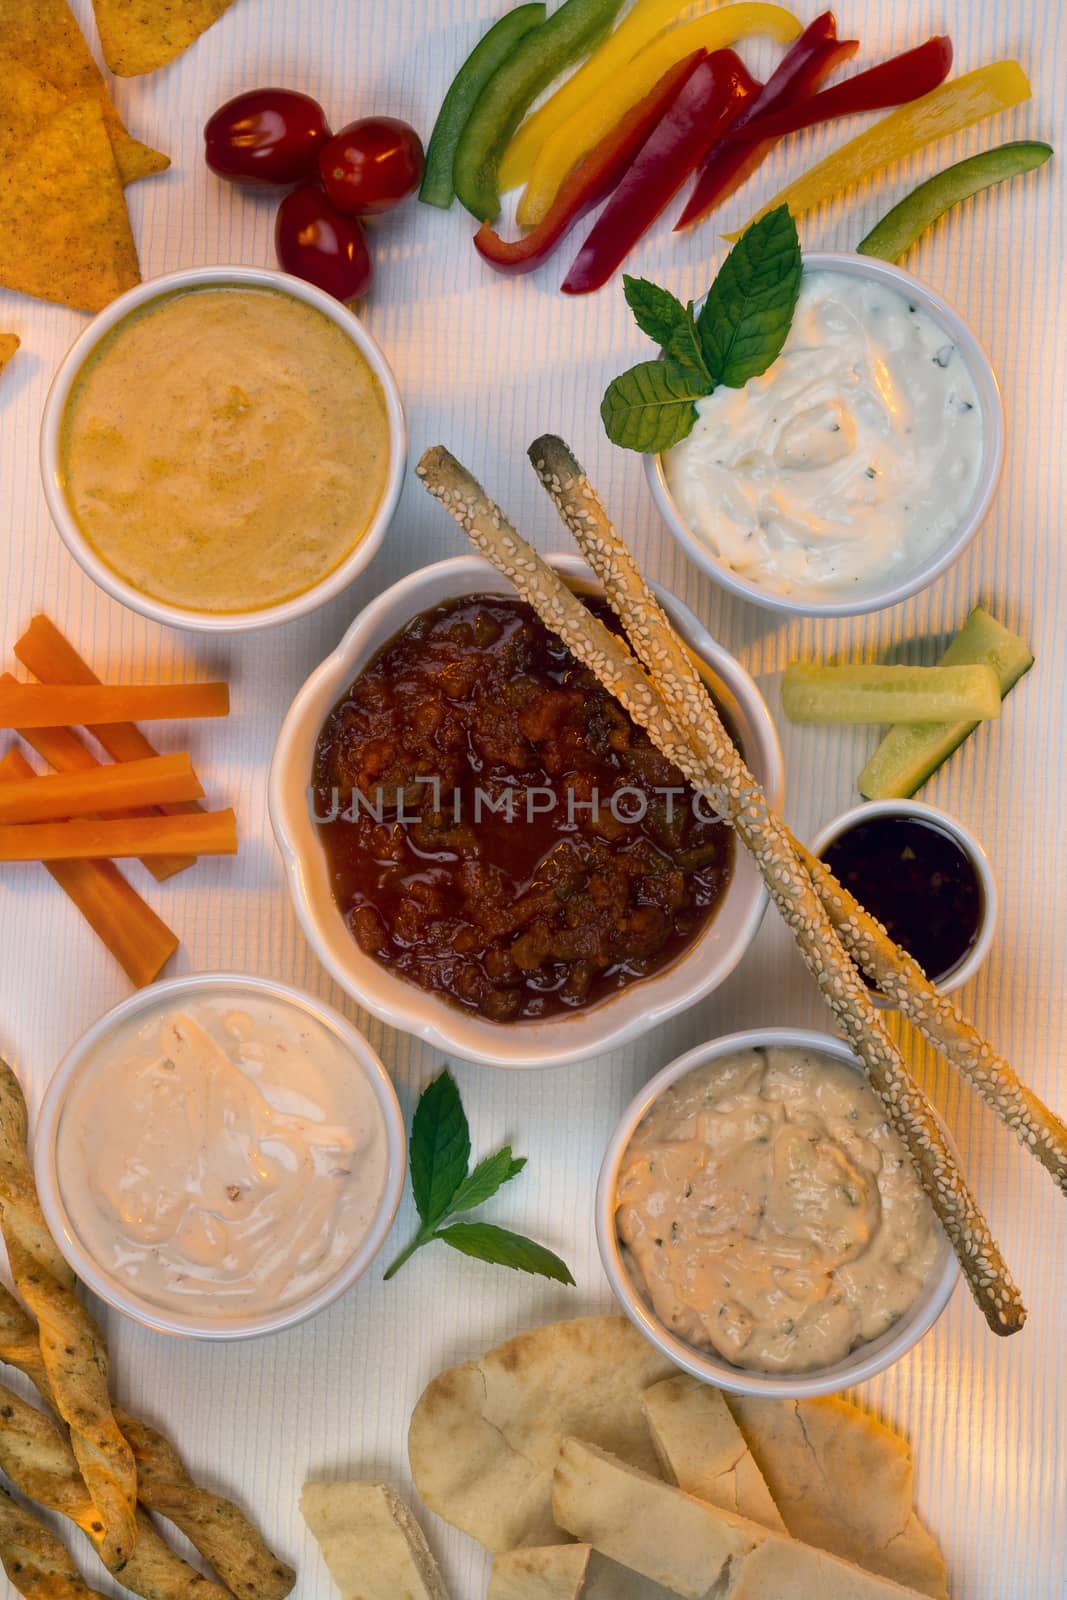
[
  {"left": 502, "top": 0, "right": 733, "bottom": 194},
  {"left": 516, "top": 3, "right": 801, "bottom": 225},
  {"left": 726, "top": 60, "right": 1032, "bottom": 238}
]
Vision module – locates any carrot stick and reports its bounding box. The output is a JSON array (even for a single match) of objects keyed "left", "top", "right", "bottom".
[
  {"left": 14, "top": 617, "right": 205, "bottom": 875},
  {"left": 0, "top": 750, "right": 178, "bottom": 986},
  {"left": 0, "top": 683, "right": 229, "bottom": 728},
  {"left": 0, "top": 809, "right": 237, "bottom": 861},
  {"left": 0, "top": 754, "right": 204, "bottom": 824}
]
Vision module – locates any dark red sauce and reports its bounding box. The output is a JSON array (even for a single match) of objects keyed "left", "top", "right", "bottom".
[
  {"left": 313, "top": 594, "right": 737, "bottom": 1021},
  {"left": 821, "top": 812, "right": 983, "bottom": 985}
]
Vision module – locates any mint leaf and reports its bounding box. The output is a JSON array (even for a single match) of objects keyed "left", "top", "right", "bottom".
[
  {"left": 623, "top": 276, "right": 688, "bottom": 348},
  {"left": 409, "top": 1069, "right": 470, "bottom": 1227},
  {"left": 697, "top": 204, "right": 801, "bottom": 388},
  {"left": 666, "top": 303, "right": 713, "bottom": 387},
  {"left": 601, "top": 360, "right": 706, "bottom": 453},
  {"left": 448, "top": 1148, "right": 526, "bottom": 1214},
  {"left": 434, "top": 1222, "right": 576, "bottom": 1284}
]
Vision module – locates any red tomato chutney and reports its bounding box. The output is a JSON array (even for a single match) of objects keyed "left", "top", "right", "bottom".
[{"left": 312, "top": 594, "right": 737, "bottom": 1020}]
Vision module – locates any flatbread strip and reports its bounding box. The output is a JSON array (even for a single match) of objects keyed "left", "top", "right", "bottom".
[
  {"left": 489, "top": 1544, "right": 591, "bottom": 1600},
  {"left": 728, "top": 1397, "right": 947, "bottom": 1600},
  {"left": 300, "top": 1481, "right": 448, "bottom": 1600},
  {"left": 0, "top": 1380, "right": 231, "bottom": 1600},
  {"left": 0, "top": 1253, "right": 294, "bottom": 1598},
  {"left": 0, "top": 1059, "right": 137, "bottom": 1569},
  {"left": 0, "top": 0, "right": 168, "bottom": 180},
  {"left": 0, "top": 97, "right": 140, "bottom": 312},
  {"left": 92, "top": 0, "right": 237, "bottom": 76},
  {"left": 553, "top": 1438, "right": 934, "bottom": 1600},
  {"left": 408, "top": 1316, "right": 674, "bottom": 1552},
  {"left": 640, "top": 1377, "right": 784, "bottom": 1532},
  {"left": 0, "top": 1482, "right": 106, "bottom": 1599}
]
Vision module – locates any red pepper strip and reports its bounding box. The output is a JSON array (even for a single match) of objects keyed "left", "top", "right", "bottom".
[
  {"left": 561, "top": 50, "right": 756, "bottom": 294},
  {"left": 674, "top": 11, "right": 858, "bottom": 231},
  {"left": 474, "top": 50, "right": 708, "bottom": 274},
  {"left": 727, "top": 35, "right": 953, "bottom": 141}
]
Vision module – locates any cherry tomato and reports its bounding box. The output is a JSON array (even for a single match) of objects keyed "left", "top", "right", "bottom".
[
  {"left": 319, "top": 117, "right": 425, "bottom": 215},
  {"left": 205, "top": 88, "right": 330, "bottom": 187},
  {"left": 275, "top": 184, "right": 373, "bottom": 303}
]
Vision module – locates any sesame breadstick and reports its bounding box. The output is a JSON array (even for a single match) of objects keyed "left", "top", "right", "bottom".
[
  {"left": 0, "top": 1059, "right": 137, "bottom": 1569},
  {"left": 529, "top": 432, "right": 1067, "bottom": 1199},
  {"left": 0, "top": 1483, "right": 106, "bottom": 1600},
  {"left": 416, "top": 443, "right": 1025, "bottom": 1336}
]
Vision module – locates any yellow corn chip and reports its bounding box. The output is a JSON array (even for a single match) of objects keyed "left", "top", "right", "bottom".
[
  {"left": 0, "top": 334, "right": 19, "bottom": 376},
  {"left": 92, "top": 0, "right": 237, "bottom": 77},
  {"left": 0, "top": 54, "right": 66, "bottom": 168},
  {"left": 0, "top": 97, "right": 140, "bottom": 312},
  {"left": 0, "top": 0, "right": 169, "bottom": 180}
]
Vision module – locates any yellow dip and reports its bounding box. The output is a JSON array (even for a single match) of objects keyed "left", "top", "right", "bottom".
[
  {"left": 616, "top": 1044, "right": 942, "bottom": 1373},
  {"left": 60, "top": 285, "right": 391, "bottom": 614}
]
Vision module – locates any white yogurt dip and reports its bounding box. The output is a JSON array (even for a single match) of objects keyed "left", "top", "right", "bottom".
[
  {"left": 663, "top": 268, "right": 984, "bottom": 599},
  {"left": 56, "top": 992, "right": 389, "bottom": 1319},
  {"left": 615, "top": 1044, "right": 941, "bottom": 1373}
]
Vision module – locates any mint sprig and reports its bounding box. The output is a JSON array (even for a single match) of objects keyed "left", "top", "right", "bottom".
[
  {"left": 602, "top": 205, "right": 802, "bottom": 454},
  {"left": 382, "top": 1070, "right": 575, "bottom": 1285}
]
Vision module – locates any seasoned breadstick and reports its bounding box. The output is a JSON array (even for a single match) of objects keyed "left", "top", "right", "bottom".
[
  {"left": 417, "top": 443, "right": 1025, "bottom": 1335},
  {"left": 0, "top": 1380, "right": 231, "bottom": 1600},
  {"left": 0, "top": 1251, "right": 293, "bottom": 1598},
  {"left": 0, "top": 1483, "right": 106, "bottom": 1599},
  {"left": 0, "top": 1060, "right": 137, "bottom": 1568},
  {"left": 529, "top": 433, "right": 1067, "bottom": 1198}
]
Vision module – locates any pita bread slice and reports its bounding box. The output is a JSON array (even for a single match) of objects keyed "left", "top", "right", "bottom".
[
  {"left": 0, "top": 335, "right": 18, "bottom": 377},
  {"left": 408, "top": 1316, "right": 673, "bottom": 1553},
  {"left": 91, "top": 0, "right": 236, "bottom": 77},
  {"left": 488, "top": 1544, "right": 591, "bottom": 1600},
  {"left": 641, "top": 1376, "right": 784, "bottom": 1530},
  {"left": 727, "top": 1397, "right": 948, "bottom": 1600},
  {"left": 0, "top": 1, "right": 168, "bottom": 180},
  {"left": 0, "top": 96, "right": 140, "bottom": 311},
  {"left": 552, "top": 1440, "right": 935, "bottom": 1600},
  {"left": 300, "top": 1481, "right": 449, "bottom": 1600}
]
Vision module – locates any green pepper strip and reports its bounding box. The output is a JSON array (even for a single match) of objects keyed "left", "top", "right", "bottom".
[
  {"left": 857, "top": 139, "right": 1053, "bottom": 261},
  {"left": 454, "top": 0, "right": 628, "bottom": 223},
  {"left": 420, "top": 4, "right": 547, "bottom": 209}
]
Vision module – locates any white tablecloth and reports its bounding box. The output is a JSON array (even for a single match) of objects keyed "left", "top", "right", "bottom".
[{"left": 1, "top": 1, "right": 1063, "bottom": 1594}]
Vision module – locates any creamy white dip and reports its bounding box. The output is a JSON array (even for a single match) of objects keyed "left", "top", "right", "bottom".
[
  {"left": 616, "top": 1044, "right": 941, "bottom": 1373},
  {"left": 664, "top": 268, "right": 984, "bottom": 599},
  {"left": 56, "top": 994, "right": 389, "bottom": 1319}
]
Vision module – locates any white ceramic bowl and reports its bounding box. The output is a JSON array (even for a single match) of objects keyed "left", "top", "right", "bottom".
[
  {"left": 39, "top": 266, "right": 407, "bottom": 633},
  {"left": 645, "top": 251, "right": 1005, "bottom": 619},
  {"left": 270, "top": 554, "right": 784, "bottom": 1069},
  {"left": 596, "top": 1027, "right": 959, "bottom": 1398},
  {"left": 34, "top": 973, "right": 406, "bottom": 1341},
  {"left": 810, "top": 797, "right": 997, "bottom": 1003}
]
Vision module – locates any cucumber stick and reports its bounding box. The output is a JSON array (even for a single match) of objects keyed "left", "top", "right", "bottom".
[
  {"left": 859, "top": 607, "right": 1034, "bottom": 798},
  {"left": 782, "top": 664, "right": 1002, "bottom": 725}
]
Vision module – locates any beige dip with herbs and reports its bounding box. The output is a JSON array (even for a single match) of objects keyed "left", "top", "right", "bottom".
[
  {"left": 616, "top": 1043, "right": 942, "bottom": 1373},
  {"left": 60, "top": 285, "right": 390, "bottom": 614}
]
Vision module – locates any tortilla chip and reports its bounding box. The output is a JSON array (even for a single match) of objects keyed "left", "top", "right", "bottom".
[
  {"left": 407, "top": 1317, "right": 673, "bottom": 1553},
  {"left": 726, "top": 1397, "right": 948, "bottom": 1600},
  {"left": 0, "top": 335, "right": 19, "bottom": 376},
  {"left": 489, "top": 1544, "right": 591, "bottom": 1600},
  {"left": 0, "top": 1, "right": 169, "bottom": 180},
  {"left": 641, "top": 1376, "right": 785, "bottom": 1531},
  {"left": 0, "top": 55, "right": 66, "bottom": 167},
  {"left": 91, "top": 0, "right": 237, "bottom": 77},
  {"left": 300, "top": 1481, "right": 449, "bottom": 1600},
  {"left": 0, "top": 97, "right": 140, "bottom": 311}
]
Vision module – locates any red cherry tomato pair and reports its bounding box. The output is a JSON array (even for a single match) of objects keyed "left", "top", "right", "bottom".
[{"left": 204, "top": 88, "right": 424, "bottom": 303}]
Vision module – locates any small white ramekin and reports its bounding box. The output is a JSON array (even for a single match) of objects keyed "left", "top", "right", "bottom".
[
  {"left": 269, "top": 554, "right": 784, "bottom": 1069},
  {"left": 645, "top": 251, "right": 1005, "bottom": 619},
  {"left": 596, "top": 1027, "right": 959, "bottom": 1399},
  {"left": 810, "top": 798, "right": 997, "bottom": 1004},
  {"left": 34, "top": 972, "right": 406, "bottom": 1341},
  {"left": 39, "top": 266, "right": 407, "bottom": 633}
]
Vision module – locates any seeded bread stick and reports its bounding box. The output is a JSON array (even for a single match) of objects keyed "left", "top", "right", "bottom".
[{"left": 417, "top": 442, "right": 1024, "bottom": 1335}]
